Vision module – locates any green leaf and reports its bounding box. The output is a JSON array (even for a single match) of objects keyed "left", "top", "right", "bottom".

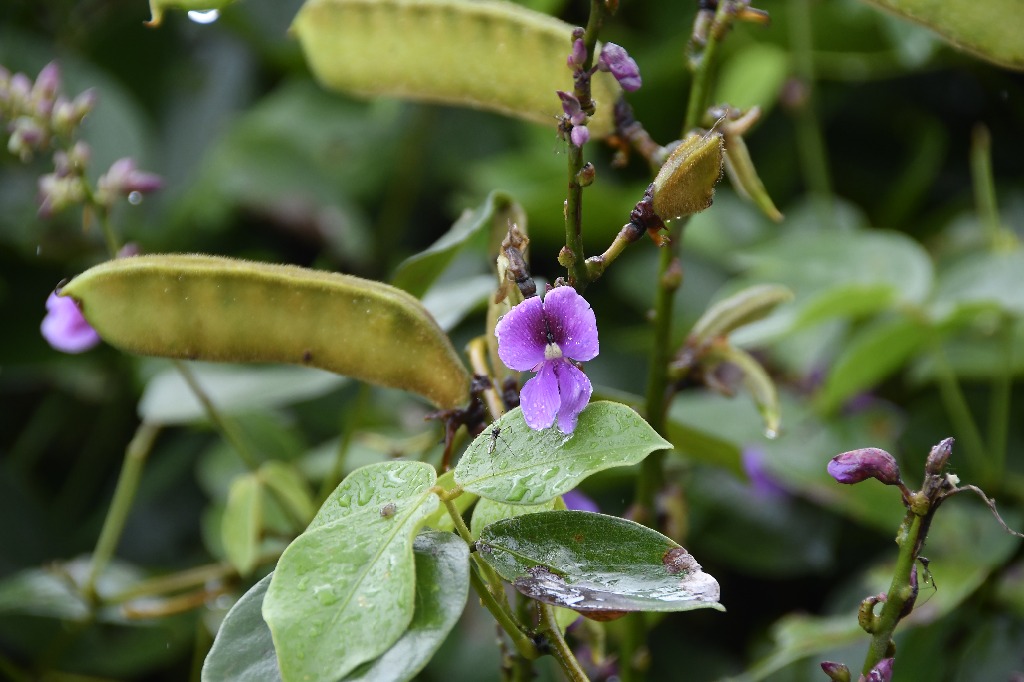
[
  {"left": 203, "top": 532, "right": 469, "bottom": 682},
  {"left": 470, "top": 495, "right": 564, "bottom": 540},
  {"left": 258, "top": 461, "right": 316, "bottom": 527},
  {"left": 816, "top": 315, "right": 930, "bottom": 414},
  {"left": 61, "top": 254, "right": 470, "bottom": 409},
  {"left": 139, "top": 363, "right": 347, "bottom": 425},
  {"left": 421, "top": 275, "right": 496, "bottom": 332},
  {"left": 292, "top": 0, "right": 622, "bottom": 137},
  {"left": 223, "top": 473, "right": 264, "bottom": 577},
  {"left": 454, "top": 402, "right": 670, "bottom": 505},
  {"left": 857, "top": 0, "right": 1024, "bottom": 71},
  {"left": 391, "top": 191, "right": 519, "bottom": 298},
  {"left": 343, "top": 532, "right": 470, "bottom": 682},
  {"left": 929, "top": 248, "right": 1024, "bottom": 322},
  {"left": 477, "top": 511, "right": 723, "bottom": 616},
  {"left": 713, "top": 43, "right": 790, "bottom": 112},
  {"left": 201, "top": 574, "right": 281, "bottom": 682},
  {"left": 262, "top": 461, "right": 439, "bottom": 681}
]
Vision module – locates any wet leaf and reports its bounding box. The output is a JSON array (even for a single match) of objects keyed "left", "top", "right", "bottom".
[
  {"left": 477, "top": 511, "right": 723, "bottom": 616},
  {"left": 421, "top": 470, "right": 477, "bottom": 532},
  {"left": 258, "top": 461, "right": 316, "bottom": 527},
  {"left": 262, "top": 461, "right": 439, "bottom": 681},
  {"left": 203, "top": 532, "right": 469, "bottom": 682},
  {"left": 470, "top": 495, "right": 564, "bottom": 540},
  {"left": 454, "top": 402, "right": 670, "bottom": 505},
  {"left": 929, "top": 248, "right": 1024, "bottom": 322}
]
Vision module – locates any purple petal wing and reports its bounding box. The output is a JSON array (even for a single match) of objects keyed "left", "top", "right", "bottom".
[
  {"left": 520, "top": 361, "right": 560, "bottom": 430},
  {"left": 543, "top": 286, "right": 598, "bottom": 362},
  {"left": 41, "top": 292, "right": 100, "bottom": 354},
  {"left": 495, "top": 296, "right": 547, "bottom": 371},
  {"left": 554, "top": 361, "right": 592, "bottom": 434}
]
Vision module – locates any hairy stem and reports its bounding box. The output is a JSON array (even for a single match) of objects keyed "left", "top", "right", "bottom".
[{"left": 539, "top": 602, "right": 590, "bottom": 682}]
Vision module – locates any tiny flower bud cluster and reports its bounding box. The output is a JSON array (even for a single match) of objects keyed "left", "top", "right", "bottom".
[{"left": 557, "top": 36, "right": 642, "bottom": 148}]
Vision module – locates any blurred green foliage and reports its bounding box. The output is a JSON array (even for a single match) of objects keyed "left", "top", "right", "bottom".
[{"left": 1, "top": 0, "right": 1022, "bottom": 679}]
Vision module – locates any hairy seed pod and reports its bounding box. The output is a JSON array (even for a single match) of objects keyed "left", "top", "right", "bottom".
[
  {"left": 292, "top": 0, "right": 623, "bottom": 137},
  {"left": 60, "top": 254, "right": 471, "bottom": 409}
]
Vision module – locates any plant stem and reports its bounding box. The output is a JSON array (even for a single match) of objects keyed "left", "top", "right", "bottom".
[
  {"left": 82, "top": 422, "right": 160, "bottom": 602},
  {"left": 931, "top": 345, "right": 989, "bottom": 481},
  {"left": 787, "top": 0, "right": 835, "bottom": 229},
  {"left": 988, "top": 316, "right": 1013, "bottom": 475},
  {"left": 970, "top": 124, "right": 1004, "bottom": 249},
  {"left": 469, "top": 563, "right": 540, "bottom": 659},
  {"left": 683, "top": 1, "right": 730, "bottom": 133},
  {"left": 861, "top": 513, "right": 923, "bottom": 673},
  {"left": 539, "top": 602, "right": 590, "bottom": 682},
  {"left": 173, "top": 359, "right": 259, "bottom": 471},
  {"left": 468, "top": 336, "right": 507, "bottom": 421}
]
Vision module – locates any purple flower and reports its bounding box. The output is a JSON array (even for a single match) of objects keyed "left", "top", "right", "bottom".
[
  {"left": 567, "top": 38, "right": 587, "bottom": 70},
  {"left": 41, "top": 291, "right": 100, "bottom": 353},
  {"left": 865, "top": 658, "right": 894, "bottom": 682},
  {"left": 563, "top": 488, "right": 599, "bottom": 513},
  {"left": 495, "top": 287, "right": 599, "bottom": 433},
  {"left": 570, "top": 125, "right": 590, "bottom": 147},
  {"left": 96, "top": 157, "right": 163, "bottom": 206},
  {"left": 742, "top": 446, "right": 786, "bottom": 499},
  {"left": 827, "top": 447, "right": 901, "bottom": 486},
  {"left": 556, "top": 90, "right": 587, "bottom": 126},
  {"left": 597, "top": 43, "right": 642, "bottom": 92}
]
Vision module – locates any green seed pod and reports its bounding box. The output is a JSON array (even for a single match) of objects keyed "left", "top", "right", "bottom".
[
  {"left": 651, "top": 131, "right": 724, "bottom": 222},
  {"left": 690, "top": 284, "right": 793, "bottom": 344},
  {"left": 60, "top": 254, "right": 471, "bottom": 409},
  {"left": 723, "top": 133, "right": 783, "bottom": 223},
  {"left": 291, "top": 0, "right": 623, "bottom": 137}
]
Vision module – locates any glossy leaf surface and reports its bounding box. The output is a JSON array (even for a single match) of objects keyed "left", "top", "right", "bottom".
[
  {"left": 477, "top": 511, "right": 723, "bottom": 615},
  {"left": 454, "top": 402, "right": 670, "bottom": 505},
  {"left": 262, "top": 461, "right": 439, "bottom": 681}
]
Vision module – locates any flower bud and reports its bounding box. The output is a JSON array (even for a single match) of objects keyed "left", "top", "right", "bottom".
[
  {"left": 96, "top": 157, "right": 163, "bottom": 206},
  {"left": 557, "top": 90, "right": 587, "bottom": 126},
  {"left": 865, "top": 658, "right": 894, "bottom": 682},
  {"left": 827, "top": 447, "right": 901, "bottom": 486},
  {"left": 925, "top": 437, "right": 954, "bottom": 475},
  {"left": 597, "top": 43, "right": 641, "bottom": 92},
  {"left": 31, "top": 61, "right": 60, "bottom": 116},
  {"left": 8, "top": 116, "right": 46, "bottom": 161},
  {"left": 570, "top": 124, "right": 590, "bottom": 147},
  {"left": 576, "top": 162, "right": 596, "bottom": 187},
  {"left": 8, "top": 72, "right": 32, "bottom": 111},
  {"left": 37, "top": 173, "right": 86, "bottom": 217},
  {"left": 820, "top": 661, "right": 851, "bottom": 682},
  {"left": 71, "top": 88, "right": 97, "bottom": 120},
  {"left": 567, "top": 38, "right": 587, "bottom": 70}
]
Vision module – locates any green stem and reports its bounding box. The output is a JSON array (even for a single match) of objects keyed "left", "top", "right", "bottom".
[
  {"left": 861, "top": 513, "right": 923, "bottom": 673},
  {"left": 108, "top": 561, "right": 238, "bottom": 604},
  {"left": 469, "top": 562, "right": 539, "bottom": 659},
  {"left": 931, "top": 345, "right": 989, "bottom": 481},
  {"left": 320, "top": 384, "right": 370, "bottom": 501},
  {"left": 970, "top": 124, "right": 1003, "bottom": 249},
  {"left": 683, "top": 2, "right": 730, "bottom": 133},
  {"left": 539, "top": 602, "right": 590, "bottom": 682},
  {"left": 82, "top": 422, "right": 161, "bottom": 602},
  {"left": 988, "top": 316, "right": 1013, "bottom": 475},
  {"left": 173, "top": 359, "right": 259, "bottom": 471},
  {"left": 787, "top": 0, "right": 835, "bottom": 228}
]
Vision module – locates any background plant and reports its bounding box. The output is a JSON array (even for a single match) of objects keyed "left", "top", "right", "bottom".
[{"left": 1, "top": 0, "right": 1022, "bottom": 680}]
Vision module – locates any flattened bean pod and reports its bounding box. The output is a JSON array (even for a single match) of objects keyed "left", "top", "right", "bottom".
[
  {"left": 61, "top": 255, "right": 470, "bottom": 409},
  {"left": 292, "top": 0, "right": 623, "bottom": 137}
]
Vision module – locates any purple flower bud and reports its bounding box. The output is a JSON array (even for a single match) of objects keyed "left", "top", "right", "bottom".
[
  {"left": 556, "top": 90, "right": 587, "bottom": 126},
  {"left": 9, "top": 72, "right": 32, "bottom": 110},
  {"left": 41, "top": 291, "right": 101, "bottom": 354},
  {"left": 820, "top": 661, "right": 851, "bottom": 682},
  {"left": 563, "top": 489, "right": 599, "bottom": 513},
  {"left": 33, "top": 62, "right": 61, "bottom": 102},
  {"left": 8, "top": 116, "right": 46, "bottom": 161},
  {"left": 597, "top": 43, "right": 642, "bottom": 92},
  {"left": 71, "top": 89, "right": 97, "bottom": 119},
  {"left": 865, "top": 658, "right": 894, "bottom": 682},
  {"left": 827, "top": 447, "right": 901, "bottom": 486},
  {"left": 117, "top": 242, "right": 142, "bottom": 258},
  {"left": 570, "top": 125, "right": 590, "bottom": 147},
  {"left": 568, "top": 39, "right": 587, "bottom": 70},
  {"left": 925, "top": 437, "right": 954, "bottom": 475},
  {"left": 743, "top": 446, "right": 786, "bottom": 499}
]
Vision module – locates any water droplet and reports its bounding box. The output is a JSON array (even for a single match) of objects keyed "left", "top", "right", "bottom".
[
  {"left": 187, "top": 8, "right": 220, "bottom": 23},
  {"left": 36, "top": 245, "right": 41, "bottom": 256},
  {"left": 127, "top": 191, "right": 143, "bottom": 205},
  {"left": 764, "top": 427, "right": 778, "bottom": 440}
]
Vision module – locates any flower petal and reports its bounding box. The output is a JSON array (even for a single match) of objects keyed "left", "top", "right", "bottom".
[
  {"left": 495, "top": 295, "right": 547, "bottom": 371},
  {"left": 543, "top": 286, "right": 598, "bottom": 362},
  {"left": 520, "top": 361, "right": 560, "bottom": 430},
  {"left": 554, "top": 361, "right": 592, "bottom": 434},
  {"left": 41, "top": 292, "right": 100, "bottom": 354}
]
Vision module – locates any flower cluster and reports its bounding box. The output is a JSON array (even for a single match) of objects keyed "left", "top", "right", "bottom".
[
  {"left": 41, "top": 291, "right": 100, "bottom": 354},
  {"left": 495, "top": 286, "right": 599, "bottom": 433},
  {"left": 557, "top": 39, "right": 642, "bottom": 148}
]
